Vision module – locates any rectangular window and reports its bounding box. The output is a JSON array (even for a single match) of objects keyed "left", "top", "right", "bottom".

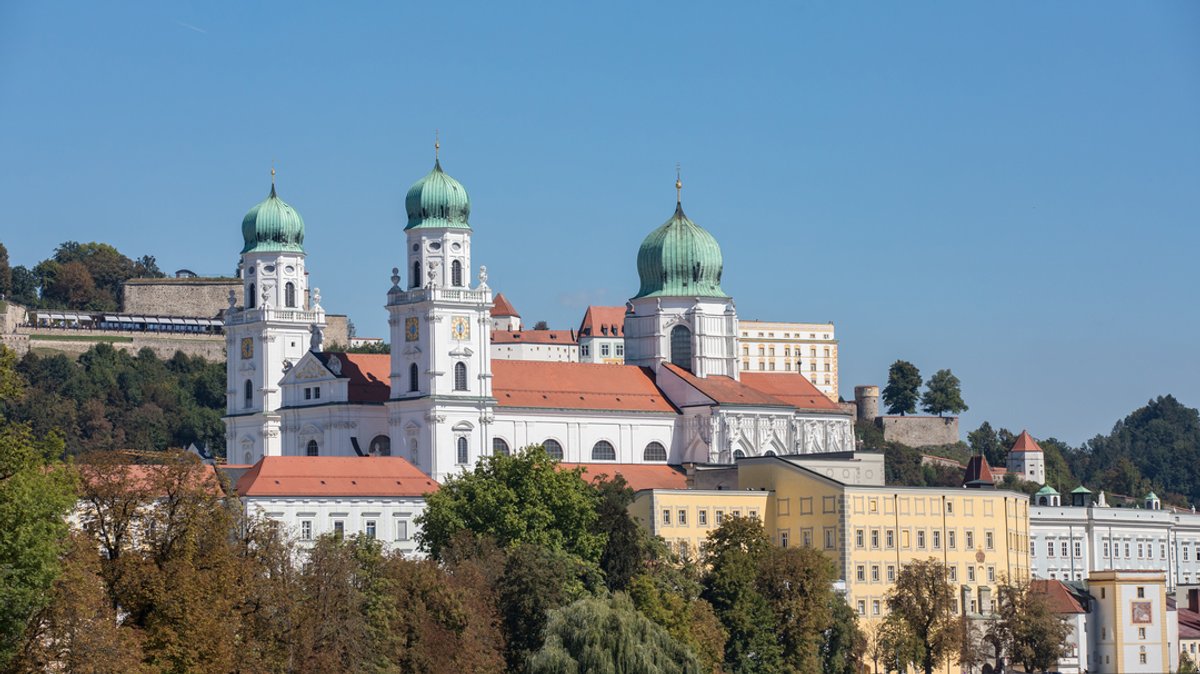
[
  {"left": 395, "top": 519, "right": 409, "bottom": 541},
  {"left": 966, "top": 531, "right": 974, "bottom": 550},
  {"left": 1137, "top": 586, "right": 1145, "bottom": 598},
  {"left": 933, "top": 531, "right": 941, "bottom": 549},
  {"left": 856, "top": 529, "right": 865, "bottom": 548},
  {"left": 748, "top": 510, "right": 759, "bottom": 520},
  {"left": 871, "top": 565, "right": 880, "bottom": 582},
  {"left": 601, "top": 343, "right": 610, "bottom": 356},
  {"left": 824, "top": 528, "right": 835, "bottom": 549},
  {"left": 986, "top": 531, "right": 994, "bottom": 550},
  {"left": 365, "top": 520, "right": 376, "bottom": 539},
  {"left": 662, "top": 509, "right": 671, "bottom": 525},
  {"left": 802, "top": 530, "right": 812, "bottom": 547},
  {"left": 1138, "top": 627, "right": 1146, "bottom": 639},
  {"left": 857, "top": 600, "right": 865, "bottom": 616},
  {"left": 304, "top": 388, "right": 312, "bottom": 400},
  {"left": 946, "top": 501, "right": 954, "bottom": 515},
  {"left": 678, "top": 509, "right": 687, "bottom": 525},
  {"left": 1074, "top": 541, "right": 1082, "bottom": 557},
  {"left": 856, "top": 565, "right": 865, "bottom": 582},
  {"left": 872, "top": 600, "right": 881, "bottom": 615},
  {"left": 1125, "top": 543, "right": 1131, "bottom": 558},
  {"left": 886, "top": 530, "right": 895, "bottom": 548},
  {"left": 1137, "top": 543, "right": 1144, "bottom": 558},
  {"left": 967, "top": 566, "right": 976, "bottom": 582},
  {"left": 715, "top": 510, "right": 724, "bottom": 525},
  {"left": 987, "top": 566, "right": 995, "bottom": 582},
  {"left": 314, "top": 387, "right": 320, "bottom": 399},
  {"left": 887, "top": 565, "right": 896, "bottom": 582},
  {"left": 970, "top": 599, "right": 977, "bottom": 613},
  {"left": 917, "top": 530, "right": 926, "bottom": 549},
  {"left": 871, "top": 530, "right": 879, "bottom": 548},
  {"left": 615, "top": 343, "right": 624, "bottom": 357},
  {"left": 333, "top": 520, "right": 345, "bottom": 540},
  {"left": 948, "top": 530, "right": 956, "bottom": 549},
  {"left": 581, "top": 344, "right": 590, "bottom": 357},
  {"left": 780, "top": 530, "right": 789, "bottom": 548},
  {"left": 698, "top": 510, "right": 708, "bottom": 526},
  {"left": 949, "top": 566, "right": 957, "bottom": 581},
  {"left": 1047, "top": 541, "right": 1055, "bottom": 557},
  {"left": 300, "top": 520, "right": 312, "bottom": 540}
]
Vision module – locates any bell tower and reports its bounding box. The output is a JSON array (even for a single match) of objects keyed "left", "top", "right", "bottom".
[
  {"left": 223, "top": 171, "right": 325, "bottom": 464},
  {"left": 385, "top": 149, "right": 495, "bottom": 482}
]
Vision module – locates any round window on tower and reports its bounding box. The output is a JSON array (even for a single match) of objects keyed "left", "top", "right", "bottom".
[
  {"left": 412, "top": 243, "right": 419, "bottom": 252},
  {"left": 247, "top": 267, "right": 255, "bottom": 275},
  {"left": 285, "top": 265, "right": 295, "bottom": 274},
  {"left": 264, "top": 265, "right": 275, "bottom": 273},
  {"left": 429, "top": 241, "right": 442, "bottom": 251},
  {"left": 452, "top": 242, "right": 461, "bottom": 251}
]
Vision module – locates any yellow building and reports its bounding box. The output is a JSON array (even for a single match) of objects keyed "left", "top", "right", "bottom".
[
  {"left": 730, "top": 455, "right": 1031, "bottom": 625},
  {"left": 629, "top": 488, "right": 770, "bottom": 559},
  {"left": 738, "top": 320, "right": 839, "bottom": 401}
]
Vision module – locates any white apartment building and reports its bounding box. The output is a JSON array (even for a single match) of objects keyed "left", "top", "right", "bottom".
[
  {"left": 738, "top": 320, "right": 838, "bottom": 401},
  {"left": 1029, "top": 487, "right": 1200, "bottom": 589}
]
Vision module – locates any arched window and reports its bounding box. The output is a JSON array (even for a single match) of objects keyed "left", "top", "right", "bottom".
[
  {"left": 670, "top": 324, "right": 692, "bottom": 370},
  {"left": 643, "top": 442, "right": 667, "bottom": 462},
  {"left": 592, "top": 440, "right": 616, "bottom": 461},
  {"left": 733, "top": 449, "right": 746, "bottom": 459},
  {"left": 543, "top": 439, "right": 564, "bottom": 460},
  {"left": 284, "top": 282, "right": 296, "bottom": 308},
  {"left": 493, "top": 438, "right": 510, "bottom": 456},
  {"left": 456, "top": 436, "right": 469, "bottom": 464},
  {"left": 411, "top": 261, "right": 421, "bottom": 288},
  {"left": 306, "top": 440, "right": 319, "bottom": 456},
  {"left": 764, "top": 450, "right": 776, "bottom": 457},
  {"left": 248, "top": 283, "right": 256, "bottom": 308},
  {"left": 454, "top": 362, "right": 468, "bottom": 391},
  {"left": 369, "top": 435, "right": 391, "bottom": 456},
  {"left": 451, "top": 259, "right": 463, "bottom": 287},
  {"left": 409, "top": 363, "right": 420, "bottom": 392},
  {"left": 244, "top": 379, "right": 253, "bottom": 407}
]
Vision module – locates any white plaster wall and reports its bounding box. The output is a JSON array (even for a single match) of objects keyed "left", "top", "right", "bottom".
[
  {"left": 241, "top": 495, "right": 428, "bottom": 557},
  {"left": 488, "top": 408, "right": 677, "bottom": 464}
]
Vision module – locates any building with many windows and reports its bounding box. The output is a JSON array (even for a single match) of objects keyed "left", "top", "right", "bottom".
[
  {"left": 737, "top": 320, "right": 838, "bottom": 401},
  {"left": 223, "top": 157, "right": 855, "bottom": 481},
  {"left": 577, "top": 305, "right": 626, "bottom": 364}
]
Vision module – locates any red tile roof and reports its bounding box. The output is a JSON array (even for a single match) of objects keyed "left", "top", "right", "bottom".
[
  {"left": 663, "top": 363, "right": 793, "bottom": 408},
  {"left": 492, "top": 329, "right": 577, "bottom": 345},
  {"left": 1011, "top": 430, "right": 1043, "bottom": 453},
  {"left": 492, "top": 360, "right": 675, "bottom": 413},
  {"left": 320, "top": 353, "right": 391, "bottom": 403},
  {"left": 739, "top": 372, "right": 843, "bottom": 411},
  {"left": 1180, "top": 607, "right": 1200, "bottom": 640},
  {"left": 1032, "top": 579, "right": 1087, "bottom": 614},
  {"left": 558, "top": 463, "right": 688, "bottom": 491},
  {"left": 963, "top": 455, "right": 995, "bottom": 486},
  {"left": 235, "top": 456, "right": 438, "bottom": 498},
  {"left": 578, "top": 306, "right": 626, "bottom": 337},
  {"left": 77, "top": 462, "right": 223, "bottom": 496},
  {"left": 491, "top": 293, "right": 520, "bottom": 317}
]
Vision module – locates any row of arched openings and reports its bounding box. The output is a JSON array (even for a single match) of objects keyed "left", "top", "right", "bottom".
[
  {"left": 450, "top": 438, "right": 668, "bottom": 463},
  {"left": 409, "top": 260, "right": 465, "bottom": 288},
  {"left": 406, "top": 362, "right": 468, "bottom": 393},
  {"left": 245, "top": 282, "right": 298, "bottom": 309}
]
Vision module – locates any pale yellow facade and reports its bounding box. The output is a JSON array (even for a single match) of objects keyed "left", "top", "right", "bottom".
[
  {"left": 629, "top": 489, "right": 771, "bottom": 559},
  {"left": 733, "top": 457, "right": 1031, "bottom": 626},
  {"left": 738, "top": 320, "right": 838, "bottom": 401}
]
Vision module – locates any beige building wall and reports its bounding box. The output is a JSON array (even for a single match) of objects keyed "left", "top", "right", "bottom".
[
  {"left": 1089, "top": 571, "right": 1172, "bottom": 673},
  {"left": 629, "top": 489, "right": 770, "bottom": 559},
  {"left": 738, "top": 320, "right": 838, "bottom": 401}
]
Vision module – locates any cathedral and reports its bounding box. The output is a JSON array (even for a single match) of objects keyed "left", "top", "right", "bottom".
[{"left": 223, "top": 157, "right": 854, "bottom": 481}]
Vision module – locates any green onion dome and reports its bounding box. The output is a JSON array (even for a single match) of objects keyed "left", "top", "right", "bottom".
[
  {"left": 404, "top": 160, "right": 471, "bottom": 230},
  {"left": 241, "top": 184, "right": 305, "bottom": 254},
  {"left": 634, "top": 202, "right": 728, "bottom": 299}
]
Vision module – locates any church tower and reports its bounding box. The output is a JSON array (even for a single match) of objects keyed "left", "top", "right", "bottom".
[
  {"left": 224, "top": 172, "right": 325, "bottom": 465},
  {"left": 624, "top": 173, "right": 738, "bottom": 378},
  {"left": 385, "top": 150, "right": 495, "bottom": 481}
]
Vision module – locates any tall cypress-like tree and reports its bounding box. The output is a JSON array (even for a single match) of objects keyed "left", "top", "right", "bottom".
[{"left": 882, "top": 360, "right": 922, "bottom": 416}]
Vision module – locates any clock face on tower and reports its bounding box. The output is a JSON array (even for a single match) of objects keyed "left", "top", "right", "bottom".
[
  {"left": 451, "top": 316, "right": 470, "bottom": 341},
  {"left": 240, "top": 337, "right": 254, "bottom": 359},
  {"left": 405, "top": 316, "right": 419, "bottom": 342}
]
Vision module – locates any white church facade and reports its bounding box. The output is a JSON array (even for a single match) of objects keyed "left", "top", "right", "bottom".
[{"left": 224, "top": 156, "right": 854, "bottom": 481}]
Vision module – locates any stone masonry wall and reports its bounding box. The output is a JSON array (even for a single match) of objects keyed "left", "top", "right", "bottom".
[
  {"left": 122, "top": 278, "right": 242, "bottom": 317},
  {"left": 877, "top": 415, "right": 959, "bottom": 447},
  {"left": 12, "top": 326, "right": 226, "bottom": 361}
]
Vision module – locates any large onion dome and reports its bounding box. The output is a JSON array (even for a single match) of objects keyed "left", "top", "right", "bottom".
[
  {"left": 404, "top": 160, "right": 471, "bottom": 230},
  {"left": 241, "top": 183, "right": 305, "bottom": 254},
  {"left": 634, "top": 201, "right": 728, "bottom": 299}
]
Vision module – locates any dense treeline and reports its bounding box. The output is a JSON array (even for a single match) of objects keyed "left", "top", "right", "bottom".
[
  {"left": 0, "top": 240, "right": 164, "bottom": 311},
  {"left": 0, "top": 344, "right": 225, "bottom": 456}
]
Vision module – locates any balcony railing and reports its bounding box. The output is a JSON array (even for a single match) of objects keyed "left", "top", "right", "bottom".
[
  {"left": 387, "top": 286, "right": 491, "bottom": 306},
  {"left": 225, "top": 308, "right": 325, "bottom": 326}
]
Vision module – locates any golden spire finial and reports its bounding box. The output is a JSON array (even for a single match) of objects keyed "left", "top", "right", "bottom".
[
  {"left": 675, "top": 163, "right": 682, "bottom": 204},
  {"left": 270, "top": 165, "right": 276, "bottom": 185},
  {"left": 435, "top": 129, "right": 440, "bottom": 162}
]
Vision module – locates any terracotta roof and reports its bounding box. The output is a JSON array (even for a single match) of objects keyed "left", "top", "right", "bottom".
[
  {"left": 491, "top": 293, "right": 520, "bottom": 317},
  {"left": 558, "top": 463, "right": 687, "bottom": 491},
  {"left": 492, "top": 329, "right": 577, "bottom": 345},
  {"left": 492, "top": 360, "right": 675, "bottom": 412},
  {"left": 1032, "top": 579, "right": 1088, "bottom": 614},
  {"left": 663, "top": 363, "right": 792, "bottom": 407},
  {"left": 578, "top": 306, "right": 626, "bottom": 337},
  {"left": 1180, "top": 608, "right": 1200, "bottom": 640},
  {"left": 77, "top": 462, "right": 223, "bottom": 496},
  {"left": 963, "top": 455, "right": 995, "bottom": 487},
  {"left": 739, "top": 372, "right": 843, "bottom": 411},
  {"left": 317, "top": 353, "right": 391, "bottom": 403},
  {"left": 1011, "top": 430, "right": 1043, "bottom": 453},
  {"left": 235, "top": 456, "right": 438, "bottom": 498}
]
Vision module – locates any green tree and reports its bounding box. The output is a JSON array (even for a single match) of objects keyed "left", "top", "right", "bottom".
[
  {"left": 882, "top": 360, "right": 921, "bottom": 416},
  {"left": 0, "top": 242, "right": 11, "bottom": 298},
  {"left": 701, "top": 515, "right": 783, "bottom": 673},
  {"left": 991, "top": 579, "right": 1071, "bottom": 673},
  {"left": 498, "top": 544, "right": 600, "bottom": 673},
  {"left": 1081, "top": 395, "right": 1200, "bottom": 503},
  {"left": 593, "top": 474, "right": 655, "bottom": 592},
  {"left": 417, "top": 446, "right": 604, "bottom": 563},
  {"left": 920, "top": 368, "right": 967, "bottom": 417},
  {"left": 529, "top": 593, "right": 702, "bottom": 674},
  {"left": 8, "top": 266, "right": 38, "bottom": 306},
  {"left": 968, "top": 421, "right": 1006, "bottom": 468},
  {"left": 629, "top": 558, "right": 727, "bottom": 674},
  {"left": 822, "top": 594, "right": 865, "bottom": 674},
  {"left": 756, "top": 546, "right": 837, "bottom": 671},
  {"left": 886, "top": 558, "right": 958, "bottom": 674}
]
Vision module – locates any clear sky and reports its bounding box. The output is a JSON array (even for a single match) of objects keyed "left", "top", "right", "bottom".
[{"left": 1, "top": 1, "right": 1196, "bottom": 445}]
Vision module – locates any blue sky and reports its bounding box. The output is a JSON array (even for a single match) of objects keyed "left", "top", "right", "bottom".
[{"left": 1, "top": 1, "right": 1197, "bottom": 445}]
